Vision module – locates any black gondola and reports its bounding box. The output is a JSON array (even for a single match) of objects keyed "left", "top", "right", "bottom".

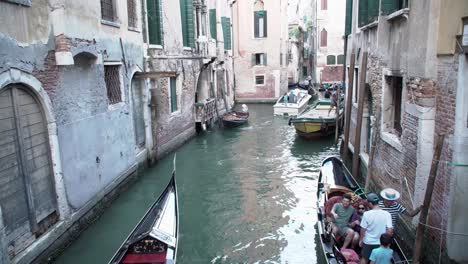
[
  {"left": 109, "top": 157, "right": 179, "bottom": 264},
  {"left": 317, "top": 156, "right": 410, "bottom": 264}
]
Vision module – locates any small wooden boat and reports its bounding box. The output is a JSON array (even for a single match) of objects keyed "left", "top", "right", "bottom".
[
  {"left": 273, "top": 88, "right": 312, "bottom": 116},
  {"left": 222, "top": 111, "right": 249, "bottom": 128},
  {"left": 109, "top": 160, "right": 179, "bottom": 264},
  {"left": 289, "top": 99, "right": 343, "bottom": 138},
  {"left": 317, "top": 156, "right": 410, "bottom": 264}
]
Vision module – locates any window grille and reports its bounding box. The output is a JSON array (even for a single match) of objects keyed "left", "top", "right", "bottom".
[
  {"left": 255, "top": 75, "right": 265, "bottom": 85},
  {"left": 101, "top": 0, "right": 115, "bottom": 21},
  {"left": 127, "top": 0, "right": 137, "bottom": 28},
  {"left": 104, "top": 65, "right": 122, "bottom": 104}
]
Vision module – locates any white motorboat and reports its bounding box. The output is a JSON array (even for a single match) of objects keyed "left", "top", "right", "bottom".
[{"left": 273, "top": 89, "right": 312, "bottom": 116}]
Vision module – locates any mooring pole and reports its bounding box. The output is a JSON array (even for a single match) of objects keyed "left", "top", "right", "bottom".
[
  {"left": 413, "top": 134, "right": 445, "bottom": 264},
  {"left": 342, "top": 51, "right": 355, "bottom": 156},
  {"left": 351, "top": 52, "right": 367, "bottom": 179}
]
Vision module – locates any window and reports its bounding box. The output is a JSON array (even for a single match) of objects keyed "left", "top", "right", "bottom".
[
  {"left": 320, "top": 29, "right": 327, "bottom": 47},
  {"left": 3, "top": 0, "right": 31, "bottom": 6},
  {"left": 255, "top": 75, "right": 265, "bottom": 85},
  {"left": 303, "top": 66, "right": 308, "bottom": 77},
  {"left": 337, "top": 54, "right": 345, "bottom": 64},
  {"left": 127, "top": 0, "right": 137, "bottom": 28},
  {"left": 358, "top": 0, "right": 379, "bottom": 27},
  {"left": 180, "top": 0, "right": 195, "bottom": 48},
  {"left": 321, "top": 0, "right": 327, "bottom": 10},
  {"left": 209, "top": 9, "right": 217, "bottom": 40},
  {"left": 222, "top": 17, "right": 231, "bottom": 50},
  {"left": 383, "top": 76, "right": 403, "bottom": 136},
  {"left": 101, "top": 0, "right": 116, "bottom": 22},
  {"left": 327, "top": 55, "right": 336, "bottom": 65},
  {"left": 147, "top": 0, "right": 163, "bottom": 45},
  {"left": 382, "top": 0, "right": 408, "bottom": 15},
  {"left": 252, "top": 53, "right": 267, "bottom": 66},
  {"left": 170, "top": 77, "right": 178, "bottom": 112},
  {"left": 104, "top": 65, "right": 122, "bottom": 104},
  {"left": 280, "top": 53, "right": 283, "bottom": 66},
  {"left": 254, "top": 11, "right": 267, "bottom": 38},
  {"left": 345, "top": 0, "right": 353, "bottom": 35}
]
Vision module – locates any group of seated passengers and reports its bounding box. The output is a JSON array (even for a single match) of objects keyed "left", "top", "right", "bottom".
[{"left": 329, "top": 188, "right": 422, "bottom": 264}]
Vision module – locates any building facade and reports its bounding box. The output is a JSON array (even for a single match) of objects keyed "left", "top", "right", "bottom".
[
  {"left": 316, "top": 0, "right": 346, "bottom": 84},
  {"left": 232, "top": 0, "right": 289, "bottom": 102},
  {"left": 287, "top": 0, "right": 317, "bottom": 84},
  {"left": 342, "top": 0, "right": 468, "bottom": 263},
  {"left": 0, "top": 0, "right": 234, "bottom": 262}
]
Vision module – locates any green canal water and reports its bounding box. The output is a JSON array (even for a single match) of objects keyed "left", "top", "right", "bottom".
[{"left": 54, "top": 104, "right": 338, "bottom": 264}]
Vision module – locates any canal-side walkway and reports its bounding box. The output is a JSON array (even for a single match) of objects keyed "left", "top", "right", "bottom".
[{"left": 53, "top": 104, "right": 338, "bottom": 264}]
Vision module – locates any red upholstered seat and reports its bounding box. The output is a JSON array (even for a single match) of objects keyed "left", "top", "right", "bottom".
[
  {"left": 122, "top": 253, "right": 166, "bottom": 263},
  {"left": 324, "top": 196, "right": 343, "bottom": 217}
]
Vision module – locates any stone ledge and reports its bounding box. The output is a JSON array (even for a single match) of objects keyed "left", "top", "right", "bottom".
[{"left": 381, "top": 131, "right": 403, "bottom": 152}]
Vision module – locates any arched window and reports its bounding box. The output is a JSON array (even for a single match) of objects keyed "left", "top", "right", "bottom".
[
  {"left": 253, "top": 0, "right": 267, "bottom": 38},
  {"left": 337, "top": 54, "right": 345, "bottom": 64},
  {"left": 327, "top": 55, "right": 336, "bottom": 65},
  {"left": 320, "top": 29, "right": 327, "bottom": 47}
]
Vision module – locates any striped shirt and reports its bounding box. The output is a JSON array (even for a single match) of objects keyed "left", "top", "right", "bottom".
[{"left": 378, "top": 200, "right": 406, "bottom": 226}]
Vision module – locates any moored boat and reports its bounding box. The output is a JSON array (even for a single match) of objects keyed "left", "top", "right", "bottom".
[
  {"left": 317, "top": 156, "right": 410, "bottom": 264},
  {"left": 109, "top": 160, "right": 179, "bottom": 264},
  {"left": 273, "top": 88, "right": 312, "bottom": 116},
  {"left": 222, "top": 111, "right": 249, "bottom": 128},
  {"left": 289, "top": 99, "right": 342, "bottom": 138}
]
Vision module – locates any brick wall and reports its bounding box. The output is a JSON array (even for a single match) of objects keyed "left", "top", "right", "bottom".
[
  {"left": 32, "top": 51, "right": 59, "bottom": 97},
  {"left": 321, "top": 65, "right": 343, "bottom": 83}
]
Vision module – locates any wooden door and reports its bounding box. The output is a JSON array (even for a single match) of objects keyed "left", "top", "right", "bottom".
[{"left": 0, "top": 84, "right": 57, "bottom": 251}]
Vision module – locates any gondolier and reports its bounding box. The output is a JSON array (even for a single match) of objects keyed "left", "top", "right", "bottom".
[{"left": 379, "top": 188, "right": 422, "bottom": 227}]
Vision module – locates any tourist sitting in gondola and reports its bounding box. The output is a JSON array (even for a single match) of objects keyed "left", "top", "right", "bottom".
[{"left": 330, "top": 193, "right": 357, "bottom": 249}]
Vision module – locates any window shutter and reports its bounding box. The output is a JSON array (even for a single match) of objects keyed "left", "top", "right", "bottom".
[
  {"left": 186, "top": 0, "right": 195, "bottom": 48},
  {"left": 209, "top": 9, "right": 217, "bottom": 40},
  {"left": 358, "top": 0, "right": 368, "bottom": 27},
  {"left": 320, "top": 29, "right": 327, "bottom": 47},
  {"left": 251, "top": 54, "right": 256, "bottom": 66},
  {"left": 381, "top": 0, "right": 398, "bottom": 15},
  {"left": 367, "top": 0, "right": 379, "bottom": 23},
  {"left": 147, "top": 0, "right": 162, "bottom": 45},
  {"left": 180, "top": 0, "right": 188, "bottom": 46},
  {"left": 170, "top": 78, "right": 177, "bottom": 112},
  {"left": 262, "top": 11, "right": 268, "bottom": 37},
  {"left": 263, "top": 53, "right": 267, "bottom": 65},
  {"left": 222, "top": 17, "right": 231, "bottom": 50},
  {"left": 337, "top": 54, "right": 345, "bottom": 64},
  {"left": 345, "top": 0, "right": 353, "bottom": 35},
  {"left": 254, "top": 12, "right": 259, "bottom": 38},
  {"left": 327, "top": 55, "right": 336, "bottom": 65}
]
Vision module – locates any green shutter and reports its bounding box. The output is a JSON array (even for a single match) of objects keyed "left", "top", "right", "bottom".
[
  {"left": 209, "top": 9, "right": 217, "bottom": 40},
  {"left": 254, "top": 11, "right": 259, "bottom": 38},
  {"left": 381, "top": 0, "right": 398, "bottom": 15},
  {"left": 358, "top": 0, "right": 368, "bottom": 27},
  {"left": 251, "top": 54, "right": 256, "bottom": 66},
  {"left": 180, "top": 0, "right": 194, "bottom": 48},
  {"left": 327, "top": 55, "right": 336, "bottom": 65},
  {"left": 263, "top": 11, "right": 268, "bottom": 37},
  {"left": 345, "top": 0, "right": 353, "bottom": 35},
  {"left": 222, "top": 17, "right": 231, "bottom": 50},
  {"left": 368, "top": 0, "right": 379, "bottom": 23},
  {"left": 337, "top": 54, "right": 345, "bottom": 64},
  {"left": 170, "top": 78, "right": 177, "bottom": 112},
  {"left": 263, "top": 53, "right": 267, "bottom": 65},
  {"left": 147, "top": 0, "right": 162, "bottom": 45}
]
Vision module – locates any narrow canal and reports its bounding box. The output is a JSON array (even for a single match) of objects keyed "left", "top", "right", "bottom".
[{"left": 54, "top": 104, "right": 338, "bottom": 264}]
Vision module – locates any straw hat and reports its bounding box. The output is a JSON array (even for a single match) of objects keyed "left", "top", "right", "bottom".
[{"left": 380, "top": 188, "right": 400, "bottom": 201}]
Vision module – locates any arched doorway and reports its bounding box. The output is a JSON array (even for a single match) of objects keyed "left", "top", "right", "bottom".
[{"left": 0, "top": 84, "right": 58, "bottom": 255}]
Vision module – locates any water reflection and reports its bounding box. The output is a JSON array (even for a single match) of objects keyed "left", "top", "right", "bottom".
[{"left": 54, "top": 104, "right": 337, "bottom": 264}]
